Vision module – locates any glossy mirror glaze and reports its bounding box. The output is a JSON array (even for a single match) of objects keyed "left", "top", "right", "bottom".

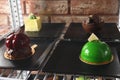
[
  {"left": 82, "top": 14, "right": 104, "bottom": 33},
  {"left": 80, "top": 40, "right": 113, "bottom": 65}
]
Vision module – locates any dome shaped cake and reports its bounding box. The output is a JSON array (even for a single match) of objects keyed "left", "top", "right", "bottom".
[
  {"left": 4, "top": 29, "right": 37, "bottom": 60},
  {"left": 82, "top": 14, "right": 104, "bottom": 33},
  {"left": 80, "top": 33, "right": 113, "bottom": 65}
]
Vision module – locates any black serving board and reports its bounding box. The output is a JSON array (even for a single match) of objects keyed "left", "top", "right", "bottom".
[
  {"left": 25, "top": 23, "right": 65, "bottom": 39},
  {"left": 64, "top": 23, "right": 120, "bottom": 42},
  {"left": 43, "top": 40, "right": 120, "bottom": 77},
  {"left": 0, "top": 38, "right": 54, "bottom": 70}
]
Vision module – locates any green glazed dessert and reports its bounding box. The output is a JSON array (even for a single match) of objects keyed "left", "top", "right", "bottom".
[{"left": 80, "top": 33, "right": 113, "bottom": 65}]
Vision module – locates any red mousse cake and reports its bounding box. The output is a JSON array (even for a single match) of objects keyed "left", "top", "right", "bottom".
[{"left": 4, "top": 32, "right": 36, "bottom": 60}]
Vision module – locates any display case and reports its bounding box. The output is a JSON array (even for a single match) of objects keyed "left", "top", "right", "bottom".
[{"left": 0, "top": 0, "right": 120, "bottom": 80}]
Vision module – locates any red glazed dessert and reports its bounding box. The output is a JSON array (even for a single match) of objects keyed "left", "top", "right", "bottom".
[
  {"left": 4, "top": 30, "right": 36, "bottom": 60},
  {"left": 82, "top": 14, "right": 104, "bottom": 33}
]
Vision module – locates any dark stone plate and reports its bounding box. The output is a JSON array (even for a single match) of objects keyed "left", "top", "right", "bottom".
[
  {"left": 0, "top": 39, "right": 54, "bottom": 70},
  {"left": 64, "top": 23, "right": 120, "bottom": 42},
  {"left": 43, "top": 40, "right": 120, "bottom": 77}
]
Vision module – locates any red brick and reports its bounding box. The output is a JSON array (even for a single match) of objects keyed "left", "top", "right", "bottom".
[
  {"left": 0, "top": 14, "right": 9, "bottom": 26},
  {"left": 25, "top": 0, "right": 68, "bottom": 15},
  {"left": 21, "top": 0, "right": 26, "bottom": 14},
  {"left": 72, "top": 15, "right": 118, "bottom": 23},
  {"left": 0, "top": 0, "right": 10, "bottom": 14},
  {"left": 101, "top": 15, "right": 118, "bottom": 23},
  {"left": 0, "top": 26, "right": 10, "bottom": 35},
  {"left": 51, "top": 15, "right": 118, "bottom": 23},
  {"left": 25, "top": 1, "right": 44, "bottom": 14},
  {"left": 40, "top": 15, "right": 49, "bottom": 23},
  {"left": 72, "top": 16, "right": 88, "bottom": 23},
  {"left": 71, "top": 0, "right": 118, "bottom": 15},
  {"left": 51, "top": 16, "right": 72, "bottom": 23},
  {"left": 45, "top": 1, "right": 68, "bottom": 14},
  {"left": 0, "top": 14, "right": 10, "bottom": 35},
  {"left": 23, "top": 15, "right": 49, "bottom": 23}
]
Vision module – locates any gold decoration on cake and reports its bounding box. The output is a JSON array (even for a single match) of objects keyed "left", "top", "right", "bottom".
[
  {"left": 88, "top": 33, "right": 99, "bottom": 42},
  {"left": 80, "top": 56, "right": 113, "bottom": 65},
  {"left": 4, "top": 44, "right": 38, "bottom": 60}
]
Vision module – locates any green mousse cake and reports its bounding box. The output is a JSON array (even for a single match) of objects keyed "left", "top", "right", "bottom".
[{"left": 80, "top": 34, "right": 113, "bottom": 65}]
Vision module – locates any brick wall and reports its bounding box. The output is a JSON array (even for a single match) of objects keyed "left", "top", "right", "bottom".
[
  {"left": 0, "top": 0, "right": 119, "bottom": 26},
  {"left": 23, "top": 0, "right": 119, "bottom": 23}
]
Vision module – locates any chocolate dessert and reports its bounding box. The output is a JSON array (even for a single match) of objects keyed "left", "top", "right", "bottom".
[
  {"left": 4, "top": 30, "right": 37, "bottom": 60},
  {"left": 82, "top": 14, "right": 104, "bottom": 33}
]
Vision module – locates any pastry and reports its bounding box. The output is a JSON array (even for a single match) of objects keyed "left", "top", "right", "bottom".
[
  {"left": 80, "top": 33, "right": 113, "bottom": 65},
  {"left": 24, "top": 13, "right": 42, "bottom": 32},
  {"left": 82, "top": 14, "right": 104, "bottom": 33},
  {"left": 4, "top": 30, "right": 37, "bottom": 60}
]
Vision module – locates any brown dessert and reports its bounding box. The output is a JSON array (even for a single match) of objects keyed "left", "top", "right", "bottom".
[
  {"left": 4, "top": 30, "right": 37, "bottom": 60},
  {"left": 82, "top": 14, "right": 104, "bottom": 33}
]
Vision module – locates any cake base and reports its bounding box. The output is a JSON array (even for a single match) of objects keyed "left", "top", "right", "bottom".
[
  {"left": 79, "top": 55, "right": 114, "bottom": 65},
  {"left": 4, "top": 44, "right": 37, "bottom": 60}
]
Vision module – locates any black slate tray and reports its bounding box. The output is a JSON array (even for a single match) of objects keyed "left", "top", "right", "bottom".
[
  {"left": 0, "top": 38, "right": 54, "bottom": 70},
  {"left": 43, "top": 40, "right": 120, "bottom": 77},
  {"left": 25, "top": 23, "right": 65, "bottom": 39},
  {"left": 64, "top": 23, "right": 120, "bottom": 42}
]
